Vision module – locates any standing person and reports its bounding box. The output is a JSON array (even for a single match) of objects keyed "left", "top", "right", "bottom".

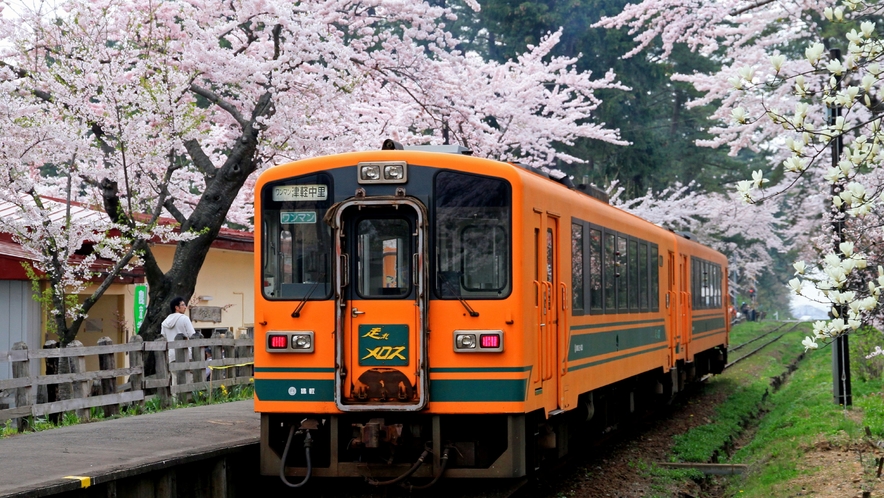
[{"left": 162, "top": 296, "right": 197, "bottom": 361}]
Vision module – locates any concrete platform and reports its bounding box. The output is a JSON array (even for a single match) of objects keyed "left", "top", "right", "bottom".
[{"left": 0, "top": 400, "right": 259, "bottom": 497}]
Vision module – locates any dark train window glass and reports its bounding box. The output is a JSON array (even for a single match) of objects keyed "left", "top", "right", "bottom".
[
  {"left": 692, "top": 258, "right": 700, "bottom": 308},
  {"left": 617, "top": 236, "right": 627, "bottom": 311},
  {"left": 628, "top": 239, "right": 638, "bottom": 310},
  {"left": 589, "top": 229, "right": 603, "bottom": 311},
  {"left": 704, "top": 262, "right": 711, "bottom": 307},
  {"left": 639, "top": 243, "right": 648, "bottom": 311},
  {"left": 435, "top": 171, "right": 511, "bottom": 298},
  {"left": 572, "top": 223, "right": 584, "bottom": 315},
  {"left": 604, "top": 232, "right": 616, "bottom": 311},
  {"left": 650, "top": 245, "right": 659, "bottom": 311},
  {"left": 260, "top": 174, "right": 333, "bottom": 300}
]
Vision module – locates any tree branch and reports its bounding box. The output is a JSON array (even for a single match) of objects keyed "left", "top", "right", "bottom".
[
  {"left": 182, "top": 138, "right": 217, "bottom": 178},
  {"left": 189, "top": 83, "right": 248, "bottom": 128},
  {"left": 730, "top": 0, "right": 777, "bottom": 17}
]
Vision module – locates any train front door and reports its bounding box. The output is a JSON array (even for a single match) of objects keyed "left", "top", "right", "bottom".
[
  {"left": 329, "top": 198, "right": 429, "bottom": 411},
  {"left": 533, "top": 211, "right": 561, "bottom": 414}
]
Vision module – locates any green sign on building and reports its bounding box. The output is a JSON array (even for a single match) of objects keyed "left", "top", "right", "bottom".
[{"left": 134, "top": 284, "right": 147, "bottom": 334}]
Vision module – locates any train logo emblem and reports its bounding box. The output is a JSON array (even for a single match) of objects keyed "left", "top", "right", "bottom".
[{"left": 358, "top": 324, "right": 409, "bottom": 366}]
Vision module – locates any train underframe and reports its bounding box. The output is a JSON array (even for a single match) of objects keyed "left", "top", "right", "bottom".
[{"left": 262, "top": 346, "right": 728, "bottom": 481}]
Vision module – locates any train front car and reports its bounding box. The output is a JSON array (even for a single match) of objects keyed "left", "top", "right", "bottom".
[{"left": 254, "top": 146, "right": 535, "bottom": 482}]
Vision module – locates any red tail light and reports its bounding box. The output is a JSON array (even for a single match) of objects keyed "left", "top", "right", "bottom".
[
  {"left": 480, "top": 334, "right": 500, "bottom": 349},
  {"left": 268, "top": 334, "right": 288, "bottom": 349}
]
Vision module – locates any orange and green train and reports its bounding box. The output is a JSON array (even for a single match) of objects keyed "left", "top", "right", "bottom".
[{"left": 254, "top": 141, "right": 729, "bottom": 482}]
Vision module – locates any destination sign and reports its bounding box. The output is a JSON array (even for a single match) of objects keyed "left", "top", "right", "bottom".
[{"left": 272, "top": 184, "right": 328, "bottom": 202}]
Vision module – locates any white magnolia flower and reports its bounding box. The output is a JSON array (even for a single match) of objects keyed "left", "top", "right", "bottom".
[
  {"left": 789, "top": 278, "right": 802, "bottom": 294},
  {"left": 840, "top": 241, "right": 855, "bottom": 257},
  {"left": 751, "top": 170, "right": 768, "bottom": 188},
  {"left": 793, "top": 261, "right": 807, "bottom": 275},
  {"left": 770, "top": 54, "right": 785, "bottom": 72},
  {"left": 806, "top": 43, "right": 826, "bottom": 65},
  {"left": 827, "top": 59, "right": 845, "bottom": 75},
  {"left": 802, "top": 336, "right": 819, "bottom": 351},
  {"left": 732, "top": 107, "right": 748, "bottom": 123},
  {"left": 783, "top": 156, "right": 808, "bottom": 173}
]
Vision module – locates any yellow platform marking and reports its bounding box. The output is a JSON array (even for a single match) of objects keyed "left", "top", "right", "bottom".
[{"left": 64, "top": 476, "right": 91, "bottom": 488}]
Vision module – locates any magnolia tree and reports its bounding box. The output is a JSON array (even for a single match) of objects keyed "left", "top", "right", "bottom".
[
  {"left": 0, "top": 0, "right": 627, "bottom": 343},
  {"left": 598, "top": 0, "right": 884, "bottom": 351}
]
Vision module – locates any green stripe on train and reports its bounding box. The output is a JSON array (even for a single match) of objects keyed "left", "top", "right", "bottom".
[
  {"left": 567, "top": 344, "right": 669, "bottom": 373},
  {"left": 255, "top": 378, "right": 528, "bottom": 403},
  {"left": 430, "top": 379, "right": 528, "bottom": 402},
  {"left": 567, "top": 323, "right": 666, "bottom": 362},
  {"left": 255, "top": 379, "right": 335, "bottom": 401},
  {"left": 692, "top": 317, "right": 726, "bottom": 334},
  {"left": 255, "top": 367, "right": 335, "bottom": 373}
]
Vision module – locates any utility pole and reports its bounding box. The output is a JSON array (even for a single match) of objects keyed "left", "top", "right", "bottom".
[{"left": 829, "top": 48, "right": 852, "bottom": 406}]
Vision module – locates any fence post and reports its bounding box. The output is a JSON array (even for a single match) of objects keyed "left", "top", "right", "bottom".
[
  {"left": 40, "top": 340, "right": 59, "bottom": 424},
  {"left": 67, "top": 340, "right": 89, "bottom": 422},
  {"left": 154, "top": 337, "right": 172, "bottom": 408},
  {"left": 97, "top": 337, "right": 119, "bottom": 418},
  {"left": 191, "top": 342, "right": 206, "bottom": 390},
  {"left": 12, "top": 342, "right": 29, "bottom": 432},
  {"left": 127, "top": 335, "right": 144, "bottom": 410},
  {"left": 235, "top": 330, "right": 251, "bottom": 384},
  {"left": 173, "top": 333, "right": 190, "bottom": 404},
  {"left": 223, "top": 330, "right": 235, "bottom": 380},
  {"left": 211, "top": 330, "right": 226, "bottom": 386}
]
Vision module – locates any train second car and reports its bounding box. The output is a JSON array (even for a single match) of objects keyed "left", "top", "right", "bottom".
[{"left": 253, "top": 142, "right": 729, "bottom": 484}]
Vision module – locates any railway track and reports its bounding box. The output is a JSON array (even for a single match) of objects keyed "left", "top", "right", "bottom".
[{"left": 725, "top": 322, "right": 802, "bottom": 369}]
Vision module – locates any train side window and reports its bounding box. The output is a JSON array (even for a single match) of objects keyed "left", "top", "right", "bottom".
[
  {"left": 650, "top": 245, "right": 659, "bottom": 311},
  {"left": 571, "top": 223, "right": 585, "bottom": 315},
  {"left": 589, "top": 229, "right": 603, "bottom": 312},
  {"left": 617, "top": 236, "right": 628, "bottom": 312},
  {"left": 604, "top": 232, "right": 616, "bottom": 312},
  {"left": 639, "top": 242, "right": 648, "bottom": 311},
  {"left": 628, "top": 239, "right": 638, "bottom": 311}
]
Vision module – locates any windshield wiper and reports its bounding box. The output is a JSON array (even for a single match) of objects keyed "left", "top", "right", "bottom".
[
  {"left": 292, "top": 272, "right": 326, "bottom": 318},
  {"left": 440, "top": 274, "right": 479, "bottom": 317}
]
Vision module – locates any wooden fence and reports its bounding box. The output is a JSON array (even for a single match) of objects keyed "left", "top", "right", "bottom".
[{"left": 0, "top": 331, "right": 253, "bottom": 432}]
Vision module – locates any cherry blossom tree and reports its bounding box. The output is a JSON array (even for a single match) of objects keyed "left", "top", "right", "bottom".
[
  {"left": 596, "top": 0, "right": 884, "bottom": 350},
  {"left": 608, "top": 181, "right": 790, "bottom": 293},
  {"left": 0, "top": 0, "right": 628, "bottom": 342}
]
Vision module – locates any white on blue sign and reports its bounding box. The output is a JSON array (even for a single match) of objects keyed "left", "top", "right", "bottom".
[{"left": 281, "top": 211, "right": 317, "bottom": 224}]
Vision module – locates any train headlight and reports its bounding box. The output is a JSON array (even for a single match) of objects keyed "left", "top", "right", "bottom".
[
  {"left": 360, "top": 165, "right": 381, "bottom": 181},
  {"left": 456, "top": 333, "right": 476, "bottom": 349},
  {"left": 292, "top": 333, "right": 313, "bottom": 351},
  {"left": 454, "top": 330, "right": 503, "bottom": 353},
  {"left": 357, "top": 161, "right": 407, "bottom": 184},
  {"left": 384, "top": 164, "right": 405, "bottom": 180},
  {"left": 266, "top": 331, "right": 315, "bottom": 353}
]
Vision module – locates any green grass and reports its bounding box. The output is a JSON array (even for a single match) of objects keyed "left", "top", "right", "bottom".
[
  {"left": 727, "top": 334, "right": 871, "bottom": 497},
  {"left": 651, "top": 322, "right": 884, "bottom": 498},
  {"left": 638, "top": 321, "right": 815, "bottom": 495}
]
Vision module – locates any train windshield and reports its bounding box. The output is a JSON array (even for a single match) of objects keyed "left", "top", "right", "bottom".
[
  {"left": 260, "top": 174, "right": 333, "bottom": 300},
  {"left": 434, "top": 171, "right": 511, "bottom": 298}
]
